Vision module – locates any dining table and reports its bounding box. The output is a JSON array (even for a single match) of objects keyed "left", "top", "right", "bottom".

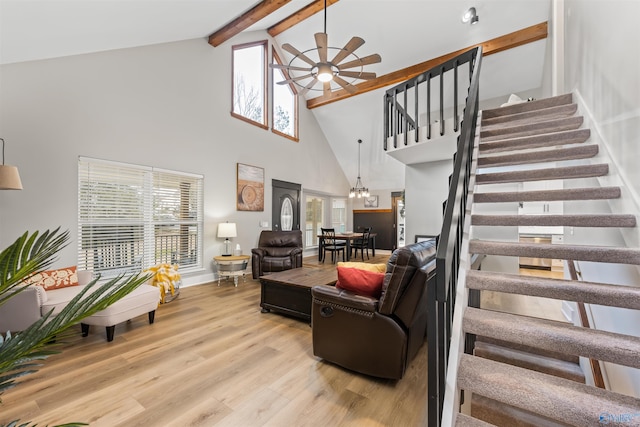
[{"left": 317, "top": 232, "right": 377, "bottom": 262}]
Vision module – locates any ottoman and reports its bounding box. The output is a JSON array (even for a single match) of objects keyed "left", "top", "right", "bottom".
[{"left": 81, "top": 284, "right": 159, "bottom": 342}]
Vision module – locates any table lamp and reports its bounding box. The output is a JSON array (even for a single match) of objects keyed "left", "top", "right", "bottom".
[{"left": 217, "top": 222, "right": 237, "bottom": 256}]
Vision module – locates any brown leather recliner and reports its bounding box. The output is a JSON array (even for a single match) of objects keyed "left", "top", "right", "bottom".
[
  {"left": 251, "top": 230, "right": 303, "bottom": 279},
  {"left": 311, "top": 239, "right": 437, "bottom": 379}
]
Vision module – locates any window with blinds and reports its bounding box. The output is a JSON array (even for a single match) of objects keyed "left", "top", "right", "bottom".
[{"left": 78, "top": 157, "right": 204, "bottom": 277}]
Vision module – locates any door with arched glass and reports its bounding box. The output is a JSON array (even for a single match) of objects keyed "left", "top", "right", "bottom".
[{"left": 272, "top": 179, "right": 300, "bottom": 232}]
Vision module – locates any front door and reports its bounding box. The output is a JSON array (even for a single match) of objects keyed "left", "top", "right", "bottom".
[{"left": 272, "top": 179, "right": 301, "bottom": 231}]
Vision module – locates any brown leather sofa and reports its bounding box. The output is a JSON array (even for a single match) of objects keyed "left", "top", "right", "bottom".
[
  {"left": 251, "top": 230, "right": 303, "bottom": 279},
  {"left": 311, "top": 239, "right": 437, "bottom": 379}
]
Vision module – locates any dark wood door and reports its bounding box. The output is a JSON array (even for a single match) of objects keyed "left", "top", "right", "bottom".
[{"left": 272, "top": 179, "right": 301, "bottom": 231}]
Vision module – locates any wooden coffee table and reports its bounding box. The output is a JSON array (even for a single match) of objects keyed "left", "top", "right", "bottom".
[{"left": 259, "top": 267, "right": 337, "bottom": 322}]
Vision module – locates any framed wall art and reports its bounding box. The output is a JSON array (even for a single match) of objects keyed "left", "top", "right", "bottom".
[
  {"left": 363, "top": 195, "right": 378, "bottom": 208},
  {"left": 237, "top": 163, "right": 264, "bottom": 211}
]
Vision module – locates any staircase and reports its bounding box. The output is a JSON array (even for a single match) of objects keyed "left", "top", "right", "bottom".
[{"left": 453, "top": 94, "right": 640, "bottom": 426}]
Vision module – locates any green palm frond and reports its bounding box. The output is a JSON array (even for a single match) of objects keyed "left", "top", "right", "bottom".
[
  {"left": 0, "top": 228, "right": 69, "bottom": 306},
  {"left": 0, "top": 229, "right": 151, "bottom": 399}
]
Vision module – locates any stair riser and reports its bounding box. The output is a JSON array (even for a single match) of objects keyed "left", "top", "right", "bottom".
[
  {"left": 474, "top": 345, "right": 585, "bottom": 383},
  {"left": 481, "top": 103, "right": 578, "bottom": 127},
  {"left": 474, "top": 187, "right": 621, "bottom": 203},
  {"left": 469, "top": 241, "right": 640, "bottom": 265},
  {"left": 467, "top": 270, "right": 640, "bottom": 310},
  {"left": 479, "top": 128, "right": 591, "bottom": 154},
  {"left": 476, "top": 164, "right": 609, "bottom": 185},
  {"left": 482, "top": 94, "right": 573, "bottom": 119},
  {"left": 478, "top": 145, "right": 598, "bottom": 168},
  {"left": 471, "top": 214, "right": 636, "bottom": 228},
  {"left": 459, "top": 355, "right": 640, "bottom": 427},
  {"left": 464, "top": 308, "right": 640, "bottom": 369},
  {"left": 471, "top": 395, "right": 573, "bottom": 427}
]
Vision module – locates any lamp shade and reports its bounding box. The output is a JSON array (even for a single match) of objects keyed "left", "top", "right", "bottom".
[
  {"left": 217, "top": 222, "right": 237, "bottom": 238},
  {"left": 0, "top": 165, "right": 23, "bottom": 190}
]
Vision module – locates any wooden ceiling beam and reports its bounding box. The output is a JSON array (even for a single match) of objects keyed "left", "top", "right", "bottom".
[
  {"left": 208, "top": 0, "right": 292, "bottom": 47},
  {"left": 306, "top": 21, "right": 548, "bottom": 109},
  {"left": 267, "top": 0, "right": 339, "bottom": 37}
]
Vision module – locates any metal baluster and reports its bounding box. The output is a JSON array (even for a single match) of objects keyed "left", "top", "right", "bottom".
[{"left": 440, "top": 66, "right": 445, "bottom": 136}]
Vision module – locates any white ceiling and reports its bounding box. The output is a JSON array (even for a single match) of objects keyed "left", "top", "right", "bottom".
[{"left": 0, "top": 0, "right": 552, "bottom": 191}]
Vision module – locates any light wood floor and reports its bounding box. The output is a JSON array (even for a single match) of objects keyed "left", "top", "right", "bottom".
[
  {"left": 2, "top": 253, "right": 432, "bottom": 427},
  {"left": 0, "top": 255, "right": 566, "bottom": 426}
]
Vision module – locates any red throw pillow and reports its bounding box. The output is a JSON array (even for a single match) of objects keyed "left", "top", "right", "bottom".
[
  {"left": 28, "top": 266, "right": 79, "bottom": 291},
  {"left": 336, "top": 266, "right": 385, "bottom": 298}
]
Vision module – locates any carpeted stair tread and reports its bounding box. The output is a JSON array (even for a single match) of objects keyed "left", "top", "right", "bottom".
[
  {"left": 477, "top": 144, "right": 599, "bottom": 168},
  {"left": 474, "top": 187, "right": 621, "bottom": 203},
  {"left": 467, "top": 270, "right": 640, "bottom": 310},
  {"left": 476, "top": 336, "right": 579, "bottom": 363},
  {"left": 471, "top": 394, "right": 573, "bottom": 427},
  {"left": 471, "top": 213, "right": 636, "bottom": 228},
  {"left": 482, "top": 94, "right": 573, "bottom": 119},
  {"left": 469, "top": 240, "right": 640, "bottom": 265},
  {"left": 456, "top": 413, "right": 496, "bottom": 427},
  {"left": 476, "top": 163, "right": 609, "bottom": 184},
  {"left": 458, "top": 354, "right": 640, "bottom": 426},
  {"left": 463, "top": 308, "right": 640, "bottom": 368},
  {"left": 481, "top": 103, "right": 578, "bottom": 128},
  {"left": 474, "top": 341, "right": 586, "bottom": 383},
  {"left": 480, "top": 116, "right": 584, "bottom": 142},
  {"left": 478, "top": 128, "right": 591, "bottom": 154}
]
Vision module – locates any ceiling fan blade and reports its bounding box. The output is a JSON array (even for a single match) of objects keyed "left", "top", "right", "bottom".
[
  {"left": 298, "top": 78, "right": 319, "bottom": 97},
  {"left": 338, "top": 53, "right": 382, "bottom": 70},
  {"left": 331, "top": 36, "right": 365, "bottom": 65},
  {"left": 277, "top": 73, "right": 313, "bottom": 85},
  {"left": 282, "top": 43, "right": 317, "bottom": 67},
  {"left": 270, "top": 63, "right": 312, "bottom": 72},
  {"left": 323, "top": 81, "right": 331, "bottom": 98},
  {"left": 315, "top": 33, "right": 328, "bottom": 63},
  {"left": 333, "top": 75, "right": 358, "bottom": 94},
  {"left": 338, "top": 71, "right": 377, "bottom": 80}
]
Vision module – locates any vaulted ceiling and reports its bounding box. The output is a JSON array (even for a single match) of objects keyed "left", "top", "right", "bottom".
[{"left": 0, "top": 0, "right": 551, "bottom": 192}]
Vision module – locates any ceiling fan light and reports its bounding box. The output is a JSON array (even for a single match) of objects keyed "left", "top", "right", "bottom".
[{"left": 316, "top": 64, "right": 334, "bottom": 82}]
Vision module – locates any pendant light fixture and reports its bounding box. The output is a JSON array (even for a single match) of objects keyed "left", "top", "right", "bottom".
[
  {"left": 0, "top": 138, "right": 23, "bottom": 190},
  {"left": 349, "top": 139, "right": 369, "bottom": 198}
]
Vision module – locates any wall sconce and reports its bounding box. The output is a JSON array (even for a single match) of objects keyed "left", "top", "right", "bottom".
[
  {"left": 217, "top": 222, "right": 237, "bottom": 256},
  {"left": 462, "top": 7, "right": 479, "bottom": 25},
  {"left": 0, "top": 138, "right": 23, "bottom": 190}
]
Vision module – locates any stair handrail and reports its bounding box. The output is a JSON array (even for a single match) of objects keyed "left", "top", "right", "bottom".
[
  {"left": 383, "top": 48, "right": 477, "bottom": 150},
  {"left": 567, "top": 259, "right": 607, "bottom": 389},
  {"left": 426, "top": 46, "right": 482, "bottom": 426}
]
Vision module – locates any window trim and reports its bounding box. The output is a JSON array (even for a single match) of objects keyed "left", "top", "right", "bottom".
[
  {"left": 231, "top": 40, "right": 268, "bottom": 130},
  {"left": 271, "top": 47, "right": 299, "bottom": 142}
]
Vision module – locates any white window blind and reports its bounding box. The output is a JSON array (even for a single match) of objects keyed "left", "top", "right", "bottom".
[{"left": 78, "top": 157, "right": 204, "bottom": 277}]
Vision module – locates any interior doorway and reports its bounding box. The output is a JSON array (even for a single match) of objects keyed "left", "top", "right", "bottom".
[{"left": 392, "top": 191, "right": 405, "bottom": 250}]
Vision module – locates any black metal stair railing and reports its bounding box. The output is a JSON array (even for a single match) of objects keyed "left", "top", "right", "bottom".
[
  {"left": 383, "top": 48, "right": 479, "bottom": 150},
  {"left": 382, "top": 46, "right": 482, "bottom": 425}
]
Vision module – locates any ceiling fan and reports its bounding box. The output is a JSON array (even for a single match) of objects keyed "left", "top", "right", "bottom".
[{"left": 271, "top": 0, "right": 382, "bottom": 97}]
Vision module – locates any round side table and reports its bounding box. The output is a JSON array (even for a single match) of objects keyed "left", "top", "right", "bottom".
[{"left": 213, "top": 255, "right": 250, "bottom": 287}]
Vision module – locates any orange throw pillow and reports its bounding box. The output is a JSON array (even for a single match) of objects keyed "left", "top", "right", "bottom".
[
  {"left": 336, "top": 266, "right": 385, "bottom": 298},
  {"left": 28, "top": 266, "right": 79, "bottom": 291}
]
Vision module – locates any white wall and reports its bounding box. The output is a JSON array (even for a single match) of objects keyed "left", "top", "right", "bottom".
[
  {"left": 563, "top": 0, "right": 640, "bottom": 397},
  {"left": 0, "top": 31, "right": 349, "bottom": 284},
  {"left": 405, "top": 159, "right": 452, "bottom": 242}
]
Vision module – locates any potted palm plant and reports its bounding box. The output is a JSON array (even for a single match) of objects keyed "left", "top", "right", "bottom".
[{"left": 0, "top": 228, "right": 149, "bottom": 427}]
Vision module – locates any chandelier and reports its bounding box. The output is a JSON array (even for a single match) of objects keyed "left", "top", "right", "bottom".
[{"left": 349, "top": 139, "right": 369, "bottom": 198}]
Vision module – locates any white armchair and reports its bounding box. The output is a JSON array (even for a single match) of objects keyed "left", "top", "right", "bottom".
[{"left": 0, "top": 270, "right": 93, "bottom": 332}]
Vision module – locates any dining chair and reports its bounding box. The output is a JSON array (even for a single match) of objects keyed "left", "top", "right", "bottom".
[
  {"left": 351, "top": 227, "right": 372, "bottom": 261},
  {"left": 320, "top": 228, "right": 346, "bottom": 263}
]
